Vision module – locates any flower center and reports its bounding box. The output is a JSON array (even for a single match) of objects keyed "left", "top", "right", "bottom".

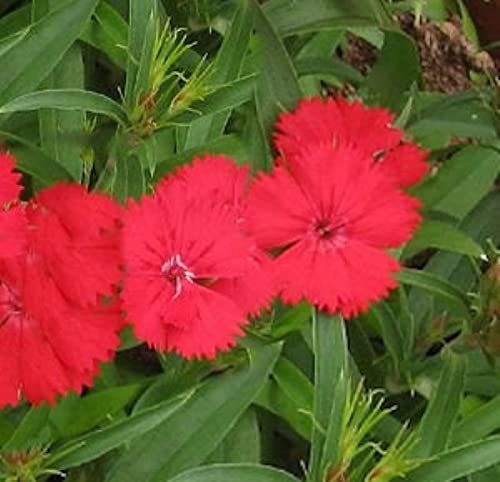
[
  {"left": 0, "top": 281, "right": 22, "bottom": 327},
  {"left": 161, "top": 254, "right": 195, "bottom": 299},
  {"left": 314, "top": 219, "right": 336, "bottom": 240},
  {"left": 310, "top": 218, "right": 347, "bottom": 250}
]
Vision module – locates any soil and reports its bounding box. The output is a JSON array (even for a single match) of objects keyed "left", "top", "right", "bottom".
[{"left": 341, "top": 12, "right": 498, "bottom": 94}]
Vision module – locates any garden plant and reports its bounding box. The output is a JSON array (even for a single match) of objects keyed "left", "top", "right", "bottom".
[{"left": 0, "top": 0, "right": 499, "bottom": 481}]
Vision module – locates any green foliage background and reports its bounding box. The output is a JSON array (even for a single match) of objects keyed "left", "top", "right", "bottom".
[{"left": 0, "top": 0, "right": 499, "bottom": 481}]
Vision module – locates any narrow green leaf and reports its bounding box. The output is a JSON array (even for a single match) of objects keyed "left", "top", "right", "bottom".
[
  {"left": 252, "top": 0, "right": 302, "bottom": 137},
  {"left": 0, "top": 29, "right": 29, "bottom": 57},
  {"left": 294, "top": 56, "right": 364, "bottom": 84},
  {"left": 264, "top": 0, "right": 392, "bottom": 36},
  {"left": 131, "top": 10, "right": 156, "bottom": 108},
  {"left": 452, "top": 395, "right": 500, "bottom": 447},
  {"left": 37, "top": 43, "right": 85, "bottom": 181},
  {"left": 80, "top": 1, "right": 128, "bottom": 69},
  {"left": 407, "top": 436, "right": 500, "bottom": 482},
  {"left": 0, "top": 0, "right": 99, "bottom": 109},
  {"left": 51, "top": 390, "right": 193, "bottom": 470},
  {"left": 49, "top": 384, "right": 142, "bottom": 439},
  {"left": 415, "top": 146, "right": 500, "bottom": 220},
  {"left": 273, "top": 357, "right": 313, "bottom": 414},
  {"left": 402, "top": 220, "right": 485, "bottom": 260},
  {"left": 106, "top": 341, "right": 282, "bottom": 482},
  {"left": 0, "top": 89, "right": 128, "bottom": 125},
  {"left": 413, "top": 353, "right": 467, "bottom": 458},
  {"left": 396, "top": 268, "right": 471, "bottom": 319},
  {"left": 256, "top": 378, "right": 312, "bottom": 440},
  {"left": 408, "top": 91, "right": 497, "bottom": 142},
  {"left": 169, "top": 464, "right": 301, "bottom": 482},
  {"left": 0, "top": 130, "right": 71, "bottom": 186},
  {"left": 0, "top": 6, "right": 30, "bottom": 40},
  {"left": 184, "top": 0, "right": 255, "bottom": 148},
  {"left": 124, "top": 0, "right": 156, "bottom": 104},
  {"left": 205, "top": 409, "right": 260, "bottom": 464},
  {"left": 113, "top": 153, "right": 146, "bottom": 202},
  {"left": 363, "top": 30, "right": 420, "bottom": 109},
  {"left": 370, "top": 301, "right": 405, "bottom": 371},
  {"left": 3, "top": 405, "right": 51, "bottom": 450},
  {"left": 309, "top": 312, "right": 348, "bottom": 481}
]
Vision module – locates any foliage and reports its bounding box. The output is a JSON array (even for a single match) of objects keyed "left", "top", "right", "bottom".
[{"left": 0, "top": 0, "right": 499, "bottom": 481}]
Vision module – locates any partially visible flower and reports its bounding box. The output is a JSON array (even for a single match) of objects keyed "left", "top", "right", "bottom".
[
  {"left": 246, "top": 142, "right": 421, "bottom": 317},
  {"left": 122, "top": 155, "right": 274, "bottom": 359},
  {"left": 0, "top": 152, "right": 22, "bottom": 206},
  {"left": 0, "top": 154, "right": 123, "bottom": 407},
  {"left": 274, "top": 96, "right": 428, "bottom": 188}
]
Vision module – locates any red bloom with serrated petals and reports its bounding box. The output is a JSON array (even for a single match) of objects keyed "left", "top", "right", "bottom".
[
  {"left": 275, "top": 96, "right": 428, "bottom": 188},
  {"left": 0, "top": 152, "right": 22, "bottom": 206},
  {"left": 0, "top": 154, "right": 123, "bottom": 407},
  {"left": 122, "top": 155, "right": 274, "bottom": 359},
  {"left": 246, "top": 142, "right": 421, "bottom": 317}
]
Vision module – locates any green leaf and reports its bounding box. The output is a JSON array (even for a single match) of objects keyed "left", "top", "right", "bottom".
[
  {"left": 294, "top": 56, "right": 364, "bottom": 85},
  {"left": 415, "top": 146, "right": 500, "bottom": 220},
  {"left": 402, "top": 220, "right": 485, "bottom": 260},
  {"left": 452, "top": 395, "right": 500, "bottom": 447},
  {"left": 363, "top": 30, "right": 420, "bottom": 109},
  {"left": 0, "top": 89, "right": 128, "bottom": 125},
  {"left": 406, "top": 436, "right": 500, "bottom": 482},
  {"left": 0, "top": 130, "right": 71, "bottom": 186},
  {"left": 124, "top": 0, "right": 156, "bottom": 105},
  {"left": 112, "top": 153, "right": 146, "bottom": 202},
  {"left": 413, "top": 352, "right": 467, "bottom": 458},
  {"left": 51, "top": 390, "right": 193, "bottom": 470},
  {"left": 369, "top": 301, "right": 405, "bottom": 371},
  {"left": 270, "top": 303, "right": 311, "bottom": 340},
  {"left": 255, "top": 378, "right": 312, "bottom": 440},
  {"left": 0, "top": 6, "right": 30, "bottom": 40},
  {"left": 105, "top": 341, "right": 281, "bottom": 482},
  {"left": 273, "top": 357, "right": 313, "bottom": 416},
  {"left": 3, "top": 405, "right": 51, "bottom": 450},
  {"left": 205, "top": 409, "right": 260, "bottom": 464},
  {"left": 263, "top": 0, "right": 392, "bottom": 37},
  {"left": 408, "top": 91, "right": 498, "bottom": 144},
  {"left": 309, "top": 312, "right": 348, "bottom": 481},
  {"left": 396, "top": 268, "right": 471, "bottom": 319},
  {"left": 0, "top": 0, "right": 99, "bottom": 109},
  {"left": 36, "top": 39, "right": 85, "bottom": 180},
  {"left": 80, "top": 1, "right": 128, "bottom": 69},
  {"left": 169, "top": 464, "right": 301, "bottom": 482},
  {"left": 49, "top": 385, "right": 142, "bottom": 439},
  {"left": 252, "top": 0, "right": 302, "bottom": 138},
  {"left": 184, "top": 0, "right": 255, "bottom": 148},
  {"left": 0, "top": 29, "right": 29, "bottom": 57}
]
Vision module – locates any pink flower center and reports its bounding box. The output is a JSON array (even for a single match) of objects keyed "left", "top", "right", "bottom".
[
  {"left": 0, "top": 281, "right": 22, "bottom": 327},
  {"left": 161, "top": 254, "right": 195, "bottom": 299},
  {"left": 310, "top": 218, "right": 347, "bottom": 250}
]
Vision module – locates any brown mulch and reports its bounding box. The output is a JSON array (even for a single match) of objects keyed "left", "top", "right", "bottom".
[{"left": 341, "top": 13, "right": 498, "bottom": 94}]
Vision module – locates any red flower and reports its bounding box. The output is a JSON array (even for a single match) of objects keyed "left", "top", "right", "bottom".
[
  {"left": 246, "top": 142, "right": 421, "bottom": 317},
  {"left": 0, "top": 152, "right": 22, "bottom": 206},
  {"left": 122, "top": 155, "right": 274, "bottom": 359},
  {"left": 274, "top": 96, "right": 428, "bottom": 187},
  {"left": 0, "top": 154, "right": 123, "bottom": 407}
]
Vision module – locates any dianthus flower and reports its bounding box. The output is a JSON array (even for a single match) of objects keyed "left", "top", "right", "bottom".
[
  {"left": 246, "top": 142, "right": 421, "bottom": 317},
  {"left": 122, "top": 155, "right": 274, "bottom": 359},
  {"left": 274, "top": 96, "right": 428, "bottom": 188},
  {"left": 0, "top": 153, "right": 123, "bottom": 407}
]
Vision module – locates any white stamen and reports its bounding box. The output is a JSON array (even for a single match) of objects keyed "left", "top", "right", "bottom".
[{"left": 161, "top": 254, "right": 195, "bottom": 299}]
